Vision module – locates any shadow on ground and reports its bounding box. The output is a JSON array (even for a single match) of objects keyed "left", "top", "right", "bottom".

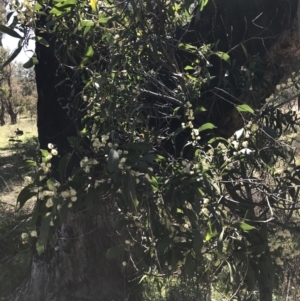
[
  {"left": 0, "top": 137, "right": 39, "bottom": 195},
  {"left": 0, "top": 137, "right": 38, "bottom": 299}
]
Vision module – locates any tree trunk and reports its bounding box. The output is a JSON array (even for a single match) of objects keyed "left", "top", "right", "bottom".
[
  {"left": 258, "top": 226, "right": 274, "bottom": 301},
  {"left": 6, "top": 101, "right": 17, "bottom": 124},
  {"left": 5, "top": 65, "right": 18, "bottom": 124},
  {"left": 11, "top": 20, "right": 139, "bottom": 301},
  {"left": 0, "top": 99, "right": 5, "bottom": 125},
  {"left": 12, "top": 211, "right": 131, "bottom": 301}
]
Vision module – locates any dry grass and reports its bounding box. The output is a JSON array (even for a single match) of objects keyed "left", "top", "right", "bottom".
[
  {"left": 0, "top": 116, "right": 37, "bottom": 150},
  {"left": 0, "top": 115, "right": 38, "bottom": 299}
]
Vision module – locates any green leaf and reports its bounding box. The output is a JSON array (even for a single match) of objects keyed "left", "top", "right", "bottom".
[
  {"left": 36, "top": 241, "right": 44, "bottom": 256},
  {"left": 0, "top": 24, "right": 22, "bottom": 39},
  {"left": 184, "top": 65, "right": 194, "bottom": 71},
  {"left": 59, "top": 153, "right": 72, "bottom": 182},
  {"left": 156, "top": 238, "right": 172, "bottom": 255},
  {"left": 237, "top": 104, "right": 254, "bottom": 114},
  {"left": 241, "top": 43, "right": 248, "bottom": 59},
  {"left": 80, "top": 20, "right": 94, "bottom": 27},
  {"left": 106, "top": 245, "right": 125, "bottom": 259},
  {"left": 36, "top": 37, "right": 49, "bottom": 47},
  {"left": 55, "top": 0, "right": 77, "bottom": 8},
  {"left": 99, "top": 17, "right": 110, "bottom": 23},
  {"left": 81, "top": 45, "right": 94, "bottom": 66},
  {"left": 199, "top": 0, "right": 209, "bottom": 11},
  {"left": 2, "top": 46, "right": 22, "bottom": 68},
  {"left": 107, "top": 149, "right": 119, "bottom": 173},
  {"left": 50, "top": 7, "right": 64, "bottom": 16},
  {"left": 17, "top": 184, "right": 36, "bottom": 209},
  {"left": 39, "top": 214, "right": 52, "bottom": 245},
  {"left": 238, "top": 222, "right": 256, "bottom": 231},
  {"left": 245, "top": 263, "right": 256, "bottom": 290},
  {"left": 138, "top": 275, "right": 147, "bottom": 284},
  {"left": 47, "top": 178, "right": 56, "bottom": 189},
  {"left": 205, "top": 220, "right": 217, "bottom": 241},
  {"left": 184, "top": 253, "right": 194, "bottom": 278},
  {"left": 122, "top": 142, "right": 152, "bottom": 152},
  {"left": 67, "top": 136, "right": 79, "bottom": 148},
  {"left": 40, "top": 149, "right": 50, "bottom": 163},
  {"left": 198, "top": 123, "right": 216, "bottom": 132},
  {"left": 23, "top": 56, "right": 38, "bottom": 69},
  {"left": 216, "top": 51, "right": 231, "bottom": 65},
  {"left": 142, "top": 154, "right": 156, "bottom": 164},
  {"left": 227, "top": 261, "right": 234, "bottom": 283},
  {"left": 24, "top": 160, "right": 37, "bottom": 168}
]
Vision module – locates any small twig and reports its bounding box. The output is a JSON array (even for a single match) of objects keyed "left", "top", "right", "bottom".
[{"left": 139, "top": 88, "right": 184, "bottom": 107}]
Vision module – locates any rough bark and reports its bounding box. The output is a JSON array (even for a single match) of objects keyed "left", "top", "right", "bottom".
[
  {"left": 5, "top": 65, "right": 18, "bottom": 124},
  {"left": 6, "top": 101, "right": 17, "bottom": 124},
  {"left": 12, "top": 211, "right": 131, "bottom": 301},
  {"left": 0, "top": 99, "right": 5, "bottom": 125}
]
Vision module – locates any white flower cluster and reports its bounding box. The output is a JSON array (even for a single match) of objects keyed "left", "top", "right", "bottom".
[
  {"left": 118, "top": 156, "right": 127, "bottom": 170},
  {"left": 91, "top": 134, "right": 110, "bottom": 152},
  {"left": 24, "top": 176, "right": 33, "bottom": 186},
  {"left": 48, "top": 143, "right": 58, "bottom": 156},
  {"left": 184, "top": 101, "right": 194, "bottom": 121},
  {"left": 80, "top": 156, "right": 99, "bottom": 173},
  {"left": 61, "top": 187, "right": 77, "bottom": 202},
  {"left": 191, "top": 128, "right": 200, "bottom": 140},
  {"left": 21, "top": 232, "right": 30, "bottom": 244},
  {"left": 40, "top": 162, "right": 51, "bottom": 174},
  {"left": 181, "top": 121, "right": 194, "bottom": 129}
]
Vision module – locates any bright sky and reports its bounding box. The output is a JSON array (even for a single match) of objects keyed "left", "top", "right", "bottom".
[{"left": 3, "top": 33, "right": 35, "bottom": 64}]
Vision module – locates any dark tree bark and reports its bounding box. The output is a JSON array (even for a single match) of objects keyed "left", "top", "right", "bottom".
[
  {"left": 11, "top": 22, "right": 139, "bottom": 301},
  {"left": 0, "top": 99, "right": 5, "bottom": 125},
  {"left": 3, "top": 65, "right": 18, "bottom": 124},
  {"left": 6, "top": 101, "right": 17, "bottom": 124},
  {"left": 13, "top": 211, "right": 130, "bottom": 301}
]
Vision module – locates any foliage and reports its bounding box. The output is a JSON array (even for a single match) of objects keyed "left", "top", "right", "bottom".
[{"left": 3, "top": 0, "right": 300, "bottom": 298}]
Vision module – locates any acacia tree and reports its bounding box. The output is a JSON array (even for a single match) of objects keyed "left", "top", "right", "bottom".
[{"left": 2, "top": 0, "right": 300, "bottom": 300}]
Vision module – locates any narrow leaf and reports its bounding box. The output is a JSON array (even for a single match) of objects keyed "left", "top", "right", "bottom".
[
  {"left": 59, "top": 153, "right": 72, "bottom": 182},
  {"left": 0, "top": 24, "right": 22, "bottom": 39},
  {"left": 184, "top": 253, "right": 194, "bottom": 278},
  {"left": 216, "top": 51, "right": 231, "bottom": 65},
  {"left": 2, "top": 46, "right": 22, "bottom": 68},
  {"left": 238, "top": 222, "right": 256, "bottom": 231},
  {"left": 106, "top": 245, "right": 125, "bottom": 259},
  {"left": 107, "top": 149, "right": 119, "bottom": 173}
]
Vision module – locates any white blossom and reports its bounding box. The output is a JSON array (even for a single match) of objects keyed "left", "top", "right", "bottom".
[
  {"left": 46, "top": 198, "right": 54, "bottom": 208},
  {"left": 30, "top": 231, "right": 37, "bottom": 237},
  {"left": 21, "top": 233, "right": 28, "bottom": 240},
  {"left": 51, "top": 149, "right": 58, "bottom": 156},
  {"left": 71, "top": 196, "right": 77, "bottom": 202}
]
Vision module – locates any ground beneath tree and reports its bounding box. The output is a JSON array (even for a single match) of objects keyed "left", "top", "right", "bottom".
[{"left": 0, "top": 116, "right": 38, "bottom": 299}]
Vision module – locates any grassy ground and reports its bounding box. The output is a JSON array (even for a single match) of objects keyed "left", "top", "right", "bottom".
[{"left": 0, "top": 116, "right": 38, "bottom": 299}]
